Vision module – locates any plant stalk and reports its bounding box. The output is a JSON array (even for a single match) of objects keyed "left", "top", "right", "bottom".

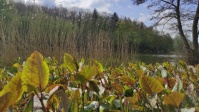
[
  {"left": 81, "top": 84, "right": 85, "bottom": 111},
  {"left": 34, "top": 91, "right": 47, "bottom": 112}
]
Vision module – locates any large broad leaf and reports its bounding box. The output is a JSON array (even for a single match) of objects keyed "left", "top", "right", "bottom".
[
  {"left": 64, "top": 53, "right": 79, "bottom": 73},
  {"left": 76, "top": 65, "right": 97, "bottom": 83},
  {"left": 91, "top": 59, "right": 104, "bottom": 73},
  {"left": 0, "top": 71, "right": 23, "bottom": 103},
  {"left": 57, "top": 89, "right": 70, "bottom": 111},
  {"left": 164, "top": 92, "right": 185, "bottom": 108},
  {"left": 68, "top": 90, "right": 79, "bottom": 112},
  {"left": 119, "top": 75, "right": 135, "bottom": 85},
  {"left": 22, "top": 51, "right": 49, "bottom": 92},
  {"left": 0, "top": 92, "right": 12, "bottom": 112},
  {"left": 139, "top": 75, "right": 164, "bottom": 94}
]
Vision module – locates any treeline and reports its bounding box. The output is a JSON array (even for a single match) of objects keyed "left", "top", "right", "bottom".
[{"left": 0, "top": 1, "right": 174, "bottom": 65}]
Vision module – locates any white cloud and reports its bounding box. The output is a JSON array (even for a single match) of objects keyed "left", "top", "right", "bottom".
[
  {"left": 58, "top": 0, "right": 111, "bottom": 12},
  {"left": 13, "top": 0, "right": 113, "bottom": 12},
  {"left": 138, "top": 13, "right": 151, "bottom": 23}
]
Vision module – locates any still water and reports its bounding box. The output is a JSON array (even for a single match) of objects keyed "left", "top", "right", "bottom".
[
  {"left": 100, "top": 54, "right": 183, "bottom": 66},
  {"left": 134, "top": 54, "right": 183, "bottom": 64}
]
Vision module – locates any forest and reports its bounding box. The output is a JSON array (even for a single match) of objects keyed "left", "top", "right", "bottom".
[
  {"left": 0, "top": 1, "right": 198, "bottom": 112},
  {"left": 0, "top": 1, "right": 175, "bottom": 66}
]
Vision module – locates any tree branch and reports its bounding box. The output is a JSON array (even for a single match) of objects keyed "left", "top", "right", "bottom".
[
  {"left": 161, "top": 0, "right": 177, "bottom": 8},
  {"left": 175, "top": 0, "right": 191, "bottom": 51}
]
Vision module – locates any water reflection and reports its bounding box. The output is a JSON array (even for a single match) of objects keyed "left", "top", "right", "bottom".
[{"left": 135, "top": 54, "right": 183, "bottom": 64}]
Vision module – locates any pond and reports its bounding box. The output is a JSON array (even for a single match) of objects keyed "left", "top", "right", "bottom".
[
  {"left": 134, "top": 54, "right": 183, "bottom": 64},
  {"left": 94, "top": 53, "right": 184, "bottom": 66}
]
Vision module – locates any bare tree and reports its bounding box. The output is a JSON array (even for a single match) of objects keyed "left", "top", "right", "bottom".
[{"left": 132, "top": 0, "right": 199, "bottom": 64}]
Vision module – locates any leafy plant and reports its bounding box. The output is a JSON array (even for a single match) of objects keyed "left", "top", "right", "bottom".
[{"left": 0, "top": 51, "right": 198, "bottom": 112}]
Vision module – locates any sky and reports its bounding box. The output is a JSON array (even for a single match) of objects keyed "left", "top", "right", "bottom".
[{"left": 13, "top": 0, "right": 153, "bottom": 26}]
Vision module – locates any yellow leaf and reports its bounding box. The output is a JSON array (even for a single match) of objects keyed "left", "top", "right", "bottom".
[
  {"left": 139, "top": 75, "right": 164, "bottom": 94},
  {"left": 164, "top": 92, "right": 185, "bottom": 108},
  {"left": 181, "top": 72, "right": 187, "bottom": 79},
  {"left": 127, "top": 92, "right": 139, "bottom": 104},
  {"left": 190, "top": 74, "right": 197, "bottom": 83},
  {"left": 136, "top": 70, "right": 145, "bottom": 76},
  {"left": 129, "top": 63, "right": 137, "bottom": 69},
  {"left": 45, "top": 84, "right": 61, "bottom": 93},
  {"left": 91, "top": 59, "right": 103, "bottom": 73},
  {"left": 0, "top": 71, "right": 23, "bottom": 103},
  {"left": 64, "top": 53, "right": 78, "bottom": 73},
  {"left": 69, "top": 90, "right": 80, "bottom": 112},
  {"left": 119, "top": 75, "right": 135, "bottom": 85},
  {"left": 111, "top": 68, "right": 123, "bottom": 78},
  {"left": 22, "top": 51, "right": 49, "bottom": 92},
  {"left": 156, "top": 76, "right": 164, "bottom": 85},
  {"left": 0, "top": 92, "right": 12, "bottom": 112},
  {"left": 13, "top": 63, "right": 20, "bottom": 68},
  {"left": 195, "top": 107, "right": 199, "bottom": 112},
  {"left": 77, "top": 65, "right": 98, "bottom": 83},
  {"left": 0, "top": 69, "right": 5, "bottom": 79},
  {"left": 132, "top": 105, "right": 143, "bottom": 111},
  {"left": 47, "top": 94, "right": 59, "bottom": 109}
]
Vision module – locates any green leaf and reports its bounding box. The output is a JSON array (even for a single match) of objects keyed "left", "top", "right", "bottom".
[
  {"left": 0, "top": 71, "right": 23, "bottom": 103},
  {"left": 75, "top": 74, "right": 87, "bottom": 84},
  {"left": 0, "top": 92, "right": 12, "bottom": 112},
  {"left": 124, "top": 86, "right": 134, "bottom": 97},
  {"left": 164, "top": 92, "right": 185, "bottom": 108},
  {"left": 91, "top": 59, "right": 103, "bottom": 73},
  {"left": 23, "top": 94, "right": 34, "bottom": 112},
  {"left": 64, "top": 53, "right": 79, "bottom": 73},
  {"left": 77, "top": 65, "right": 98, "bottom": 83},
  {"left": 139, "top": 75, "right": 164, "bottom": 94},
  {"left": 101, "top": 95, "right": 117, "bottom": 105},
  {"left": 22, "top": 51, "right": 49, "bottom": 92},
  {"left": 68, "top": 90, "right": 79, "bottom": 112},
  {"left": 113, "top": 99, "right": 120, "bottom": 109},
  {"left": 88, "top": 80, "right": 100, "bottom": 93}
]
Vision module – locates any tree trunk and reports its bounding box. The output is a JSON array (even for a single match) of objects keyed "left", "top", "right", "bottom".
[
  {"left": 189, "top": 0, "right": 199, "bottom": 65},
  {"left": 186, "top": 49, "right": 199, "bottom": 65},
  {"left": 176, "top": 0, "right": 199, "bottom": 65}
]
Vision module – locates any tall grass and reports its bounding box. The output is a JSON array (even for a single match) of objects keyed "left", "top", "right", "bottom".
[{"left": 0, "top": 3, "right": 132, "bottom": 66}]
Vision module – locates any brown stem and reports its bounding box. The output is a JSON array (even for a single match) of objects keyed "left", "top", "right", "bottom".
[{"left": 34, "top": 90, "right": 47, "bottom": 112}]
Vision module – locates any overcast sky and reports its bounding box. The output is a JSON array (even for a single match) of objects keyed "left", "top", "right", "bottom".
[{"left": 14, "top": 0, "right": 153, "bottom": 26}]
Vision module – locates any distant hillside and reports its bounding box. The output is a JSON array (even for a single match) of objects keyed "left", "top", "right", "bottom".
[{"left": 0, "top": 1, "right": 174, "bottom": 66}]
